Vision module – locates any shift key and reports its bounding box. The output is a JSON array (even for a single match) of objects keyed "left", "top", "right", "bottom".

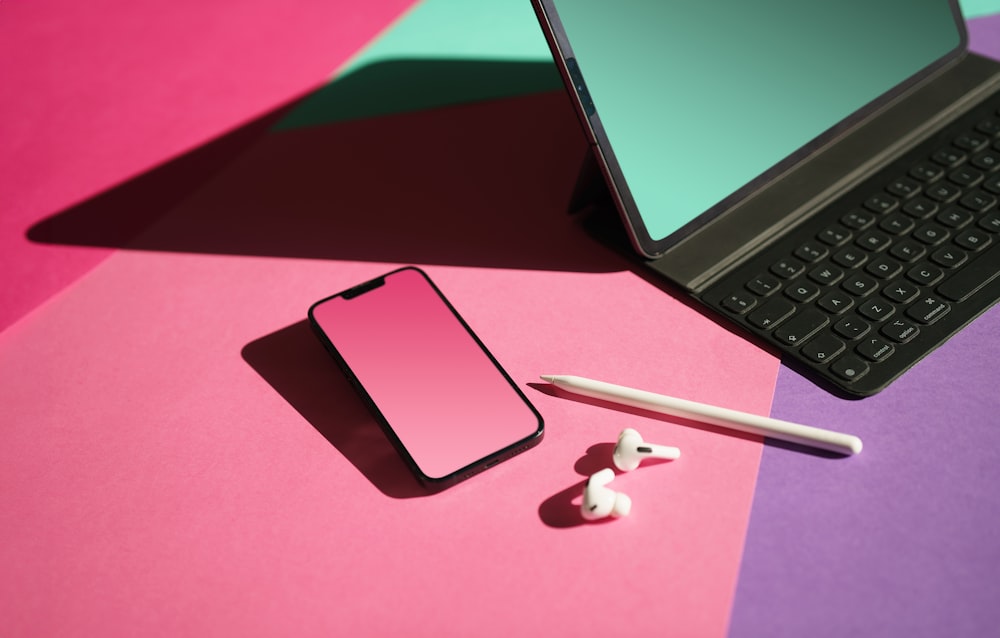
[{"left": 774, "top": 308, "right": 830, "bottom": 347}]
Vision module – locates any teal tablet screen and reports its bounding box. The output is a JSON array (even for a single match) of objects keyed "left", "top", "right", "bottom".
[{"left": 550, "top": 1, "right": 963, "bottom": 246}]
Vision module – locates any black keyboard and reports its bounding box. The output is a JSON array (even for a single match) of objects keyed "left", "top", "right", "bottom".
[{"left": 702, "top": 99, "right": 1000, "bottom": 397}]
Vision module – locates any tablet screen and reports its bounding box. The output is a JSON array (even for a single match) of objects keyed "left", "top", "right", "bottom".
[{"left": 541, "top": 0, "right": 964, "bottom": 254}]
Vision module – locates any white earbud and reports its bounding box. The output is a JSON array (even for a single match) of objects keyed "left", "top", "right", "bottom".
[
  {"left": 613, "top": 428, "right": 680, "bottom": 472},
  {"left": 581, "top": 468, "right": 631, "bottom": 521}
]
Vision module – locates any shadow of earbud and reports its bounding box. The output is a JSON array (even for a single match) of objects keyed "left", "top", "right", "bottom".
[
  {"left": 538, "top": 479, "right": 589, "bottom": 528},
  {"left": 540, "top": 431, "right": 685, "bottom": 528},
  {"left": 538, "top": 442, "right": 622, "bottom": 528},
  {"left": 574, "top": 442, "right": 616, "bottom": 476}
]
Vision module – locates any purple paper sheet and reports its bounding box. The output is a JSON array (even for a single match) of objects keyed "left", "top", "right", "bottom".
[{"left": 730, "top": 15, "right": 1000, "bottom": 637}]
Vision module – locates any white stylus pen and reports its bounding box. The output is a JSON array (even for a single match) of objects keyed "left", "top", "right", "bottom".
[{"left": 540, "top": 375, "right": 863, "bottom": 455}]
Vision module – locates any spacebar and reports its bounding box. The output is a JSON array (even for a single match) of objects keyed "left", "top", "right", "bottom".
[{"left": 937, "top": 242, "right": 1000, "bottom": 302}]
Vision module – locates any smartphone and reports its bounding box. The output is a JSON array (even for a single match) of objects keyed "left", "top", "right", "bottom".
[{"left": 308, "top": 267, "right": 544, "bottom": 490}]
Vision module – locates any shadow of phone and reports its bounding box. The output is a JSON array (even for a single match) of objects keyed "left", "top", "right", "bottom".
[{"left": 241, "top": 320, "right": 429, "bottom": 499}]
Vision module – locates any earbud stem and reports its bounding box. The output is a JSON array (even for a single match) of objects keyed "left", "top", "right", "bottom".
[{"left": 639, "top": 443, "right": 681, "bottom": 460}]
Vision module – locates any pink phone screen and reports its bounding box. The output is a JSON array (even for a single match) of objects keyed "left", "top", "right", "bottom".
[{"left": 310, "top": 268, "right": 542, "bottom": 480}]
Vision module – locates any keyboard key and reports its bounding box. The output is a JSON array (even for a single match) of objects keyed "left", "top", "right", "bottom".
[
  {"left": 785, "top": 281, "right": 820, "bottom": 303},
  {"left": 902, "top": 197, "right": 938, "bottom": 219},
  {"left": 954, "top": 132, "right": 991, "bottom": 152},
  {"left": 910, "top": 162, "right": 945, "bottom": 182},
  {"left": 770, "top": 258, "right": 805, "bottom": 279},
  {"left": 842, "top": 273, "right": 878, "bottom": 296},
  {"left": 978, "top": 210, "right": 1000, "bottom": 233},
  {"left": 881, "top": 318, "right": 920, "bottom": 343},
  {"left": 774, "top": 308, "right": 829, "bottom": 347},
  {"left": 841, "top": 210, "right": 876, "bottom": 230},
  {"left": 856, "top": 230, "right": 891, "bottom": 252},
  {"left": 808, "top": 263, "right": 844, "bottom": 286},
  {"left": 925, "top": 181, "right": 962, "bottom": 203},
  {"left": 748, "top": 298, "right": 795, "bottom": 330},
  {"left": 818, "top": 226, "right": 852, "bottom": 246},
  {"left": 856, "top": 336, "right": 895, "bottom": 362},
  {"left": 746, "top": 274, "right": 781, "bottom": 296},
  {"left": 906, "top": 296, "right": 951, "bottom": 324},
  {"left": 802, "top": 333, "right": 846, "bottom": 364},
  {"left": 931, "top": 147, "right": 966, "bottom": 168},
  {"left": 887, "top": 177, "right": 921, "bottom": 198},
  {"left": 830, "top": 355, "right": 870, "bottom": 382},
  {"left": 793, "top": 241, "right": 829, "bottom": 263},
  {"left": 930, "top": 247, "right": 967, "bottom": 268},
  {"left": 889, "top": 239, "right": 926, "bottom": 262},
  {"left": 833, "top": 317, "right": 871, "bottom": 340},
  {"left": 818, "top": 290, "right": 854, "bottom": 314},
  {"left": 833, "top": 247, "right": 868, "bottom": 268},
  {"left": 953, "top": 228, "right": 991, "bottom": 252},
  {"left": 935, "top": 206, "right": 973, "bottom": 228},
  {"left": 959, "top": 190, "right": 997, "bottom": 213},
  {"left": 865, "top": 257, "right": 903, "bottom": 279},
  {"left": 864, "top": 193, "right": 899, "bottom": 214},
  {"left": 970, "top": 150, "right": 1000, "bottom": 172},
  {"left": 858, "top": 298, "right": 895, "bottom": 322},
  {"left": 882, "top": 281, "right": 920, "bottom": 304},
  {"left": 906, "top": 263, "right": 944, "bottom": 286},
  {"left": 948, "top": 165, "right": 984, "bottom": 188},
  {"left": 722, "top": 292, "right": 757, "bottom": 314},
  {"left": 879, "top": 213, "right": 915, "bottom": 235},
  {"left": 913, "top": 223, "right": 950, "bottom": 245}
]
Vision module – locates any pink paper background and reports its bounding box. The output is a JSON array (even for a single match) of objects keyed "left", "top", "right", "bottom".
[
  {"left": 0, "top": 78, "right": 778, "bottom": 636},
  {"left": 16, "top": 1, "right": 995, "bottom": 636}
]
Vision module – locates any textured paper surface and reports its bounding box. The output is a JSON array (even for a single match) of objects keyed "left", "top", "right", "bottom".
[{"left": 0, "top": 90, "right": 778, "bottom": 636}]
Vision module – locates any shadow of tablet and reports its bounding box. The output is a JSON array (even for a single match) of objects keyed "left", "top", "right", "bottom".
[
  {"left": 241, "top": 320, "right": 429, "bottom": 499},
  {"left": 28, "top": 58, "right": 626, "bottom": 274}
]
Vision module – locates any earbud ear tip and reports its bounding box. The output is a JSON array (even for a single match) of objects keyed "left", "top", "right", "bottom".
[{"left": 612, "top": 492, "right": 632, "bottom": 518}]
